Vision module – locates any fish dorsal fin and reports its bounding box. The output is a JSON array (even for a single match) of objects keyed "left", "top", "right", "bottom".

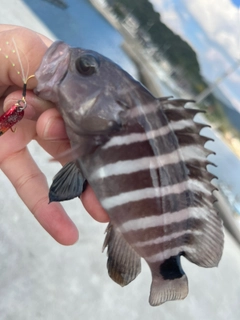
[
  {"left": 161, "top": 98, "right": 216, "bottom": 187},
  {"left": 159, "top": 98, "right": 224, "bottom": 269},
  {"left": 161, "top": 98, "right": 204, "bottom": 127},
  {"left": 103, "top": 223, "right": 141, "bottom": 286},
  {"left": 49, "top": 161, "right": 86, "bottom": 202}
]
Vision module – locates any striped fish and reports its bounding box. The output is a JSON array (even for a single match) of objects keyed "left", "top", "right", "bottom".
[{"left": 34, "top": 41, "right": 224, "bottom": 306}]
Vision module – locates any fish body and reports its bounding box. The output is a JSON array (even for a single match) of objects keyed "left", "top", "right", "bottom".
[{"left": 35, "top": 41, "right": 224, "bottom": 306}]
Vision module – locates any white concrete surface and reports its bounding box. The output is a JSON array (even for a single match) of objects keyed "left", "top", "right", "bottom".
[{"left": 0, "top": 1, "right": 240, "bottom": 319}]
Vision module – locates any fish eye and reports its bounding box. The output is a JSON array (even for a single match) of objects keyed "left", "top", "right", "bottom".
[{"left": 75, "top": 54, "right": 99, "bottom": 76}]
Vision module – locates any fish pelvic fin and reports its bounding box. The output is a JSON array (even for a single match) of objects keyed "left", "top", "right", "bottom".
[
  {"left": 103, "top": 223, "right": 141, "bottom": 286},
  {"left": 49, "top": 161, "right": 86, "bottom": 202},
  {"left": 149, "top": 274, "right": 188, "bottom": 306}
]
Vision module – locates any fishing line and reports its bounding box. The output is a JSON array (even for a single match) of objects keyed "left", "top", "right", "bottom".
[
  {"left": 12, "top": 37, "right": 29, "bottom": 83},
  {"left": 0, "top": 39, "right": 35, "bottom": 136}
]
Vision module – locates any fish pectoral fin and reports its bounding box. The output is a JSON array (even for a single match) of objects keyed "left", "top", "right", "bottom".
[
  {"left": 103, "top": 223, "right": 141, "bottom": 287},
  {"left": 149, "top": 274, "right": 188, "bottom": 306},
  {"left": 49, "top": 161, "right": 86, "bottom": 202}
]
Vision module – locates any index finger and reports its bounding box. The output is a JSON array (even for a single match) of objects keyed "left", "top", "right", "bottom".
[
  {"left": 0, "top": 25, "right": 52, "bottom": 89},
  {"left": 0, "top": 25, "right": 55, "bottom": 119},
  {"left": 1, "top": 145, "right": 79, "bottom": 245}
]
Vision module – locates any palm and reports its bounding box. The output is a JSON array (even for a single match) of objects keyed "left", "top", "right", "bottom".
[{"left": 0, "top": 25, "right": 108, "bottom": 245}]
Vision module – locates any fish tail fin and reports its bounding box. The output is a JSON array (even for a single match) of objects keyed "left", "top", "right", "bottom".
[{"left": 149, "top": 274, "right": 188, "bottom": 306}]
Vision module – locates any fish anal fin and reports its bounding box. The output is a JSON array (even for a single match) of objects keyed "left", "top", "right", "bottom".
[
  {"left": 49, "top": 161, "right": 86, "bottom": 202},
  {"left": 103, "top": 223, "right": 141, "bottom": 287}
]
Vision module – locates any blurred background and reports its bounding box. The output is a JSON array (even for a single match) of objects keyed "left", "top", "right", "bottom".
[{"left": 0, "top": 0, "right": 240, "bottom": 319}]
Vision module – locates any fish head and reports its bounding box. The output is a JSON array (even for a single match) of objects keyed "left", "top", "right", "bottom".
[{"left": 35, "top": 41, "right": 144, "bottom": 136}]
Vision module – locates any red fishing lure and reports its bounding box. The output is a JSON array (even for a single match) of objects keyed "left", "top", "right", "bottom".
[
  {"left": 0, "top": 80, "right": 33, "bottom": 136},
  {"left": 0, "top": 103, "right": 24, "bottom": 136}
]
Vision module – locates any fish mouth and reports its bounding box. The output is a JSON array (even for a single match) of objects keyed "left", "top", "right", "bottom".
[{"left": 34, "top": 41, "right": 71, "bottom": 102}]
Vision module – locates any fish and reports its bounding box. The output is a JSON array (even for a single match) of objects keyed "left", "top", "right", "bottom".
[{"left": 34, "top": 41, "right": 224, "bottom": 306}]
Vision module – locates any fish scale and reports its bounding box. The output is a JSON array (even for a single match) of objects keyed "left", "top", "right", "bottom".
[{"left": 34, "top": 41, "right": 224, "bottom": 306}]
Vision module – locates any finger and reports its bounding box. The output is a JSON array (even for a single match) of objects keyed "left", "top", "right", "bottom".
[
  {"left": 3, "top": 90, "right": 55, "bottom": 120},
  {"left": 36, "top": 108, "right": 68, "bottom": 141},
  {"left": 0, "top": 85, "right": 9, "bottom": 97},
  {"left": 80, "top": 185, "right": 110, "bottom": 223},
  {"left": 1, "top": 147, "right": 79, "bottom": 245},
  {"left": 0, "top": 27, "right": 50, "bottom": 88},
  {"left": 35, "top": 108, "right": 72, "bottom": 164},
  {"left": 0, "top": 118, "right": 36, "bottom": 162},
  {"left": 0, "top": 24, "right": 53, "bottom": 47}
]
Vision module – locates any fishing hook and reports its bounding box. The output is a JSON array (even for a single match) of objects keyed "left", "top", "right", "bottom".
[{"left": 0, "top": 74, "right": 35, "bottom": 136}]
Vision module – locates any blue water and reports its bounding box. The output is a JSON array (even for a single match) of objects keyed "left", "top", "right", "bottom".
[
  {"left": 23, "top": 0, "right": 138, "bottom": 77},
  {"left": 23, "top": 0, "right": 240, "bottom": 214}
]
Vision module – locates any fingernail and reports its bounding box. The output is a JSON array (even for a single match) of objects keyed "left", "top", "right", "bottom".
[{"left": 43, "top": 116, "right": 68, "bottom": 140}]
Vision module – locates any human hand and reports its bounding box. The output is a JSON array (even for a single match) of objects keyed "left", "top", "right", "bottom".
[{"left": 0, "top": 25, "right": 109, "bottom": 245}]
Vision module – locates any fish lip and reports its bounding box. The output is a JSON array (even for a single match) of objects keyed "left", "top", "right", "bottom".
[{"left": 34, "top": 41, "right": 71, "bottom": 102}]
